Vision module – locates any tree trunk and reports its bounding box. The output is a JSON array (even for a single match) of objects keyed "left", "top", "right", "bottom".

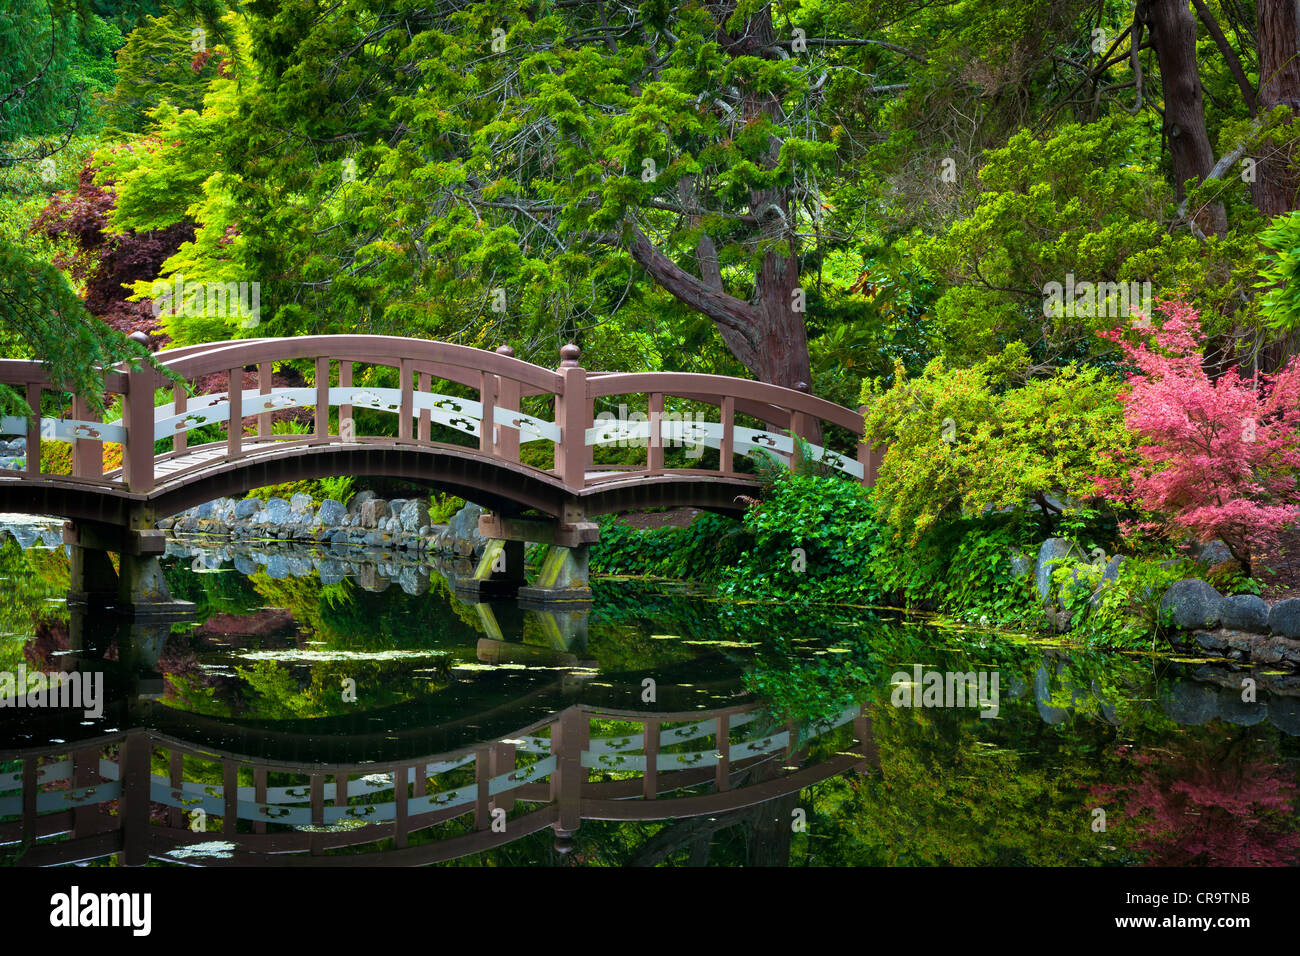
[
  {"left": 1254, "top": 2, "right": 1300, "bottom": 372},
  {"left": 1142, "top": 0, "right": 1227, "bottom": 235},
  {"left": 623, "top": 2, "right": 814, "bottom": 401},
  {"left": 1255, "top": 0, "right": 1300, "bottom": 217},
  {"left": 746, "top": 790, "right": 800, "bottom": 866}
]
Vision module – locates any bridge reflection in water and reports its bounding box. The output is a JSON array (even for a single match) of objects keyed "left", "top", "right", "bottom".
[{"left": 0, "top": 700, "right": 875, "bottom": 866}]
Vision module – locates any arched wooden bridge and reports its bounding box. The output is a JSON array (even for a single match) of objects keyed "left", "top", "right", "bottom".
[{"left": 0, "top": 336, "right": 881, "bottom": 528}]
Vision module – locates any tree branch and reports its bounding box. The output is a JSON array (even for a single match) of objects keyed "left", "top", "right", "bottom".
[{"left": 1192, "top": 0, "right": 1257, "bottom": 115}]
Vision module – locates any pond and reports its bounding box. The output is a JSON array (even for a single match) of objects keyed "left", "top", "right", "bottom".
[{"left": 2, "top": 531, "right": 1299, "bottom": 867}]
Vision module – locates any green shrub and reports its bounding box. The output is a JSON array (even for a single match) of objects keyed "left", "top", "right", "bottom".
[
  {"left": 871, "top": 512, "right": 1039, "bottom": 625},
  {"left": 1055, "top": 555, "right": 1200, "bottom": 648},
  {"left": 427, "top": 494, "right": 466, "bottom": 525},
  {"left": 591, "top": 512, "right": 746, "bottom": 580},
  {"left": 718, "top": 473, "right": 883, "bottom": 605}
]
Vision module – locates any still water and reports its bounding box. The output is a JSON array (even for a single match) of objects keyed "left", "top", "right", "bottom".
[{"left": 2, "top": 532, "right": 1299, "bottom": 866}]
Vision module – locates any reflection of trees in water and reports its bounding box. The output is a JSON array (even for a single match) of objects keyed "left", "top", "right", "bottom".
[
  {"left": 1092, "top": 727, "right": 1300, "bottom": 866},
  {"left": 0, "top": 539, "right": 69, "bottom": 671},
  {"left": 797, "top": 703, "right": 1124, "bottom": 866}
]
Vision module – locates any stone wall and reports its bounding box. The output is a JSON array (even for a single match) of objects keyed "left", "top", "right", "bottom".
[
  {"left": 158, "top": 493, "right": 488, "bottom": 560},
  {"left": 1027, "top": 535, "right": 1300, "bottom": 670},
  {"left": 1159, "top": 579, "right": 1300, "bottom": 668}
]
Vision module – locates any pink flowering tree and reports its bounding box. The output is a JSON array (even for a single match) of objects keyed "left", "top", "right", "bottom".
[{"left": 1097, "top": 300, "right": 1300, "bottom": 577}]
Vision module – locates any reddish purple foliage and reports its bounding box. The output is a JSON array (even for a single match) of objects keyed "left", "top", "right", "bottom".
[
  {"left": 30, "top": 158, "right": 195, "bottom": 348},
  {"left": 1097, "top": 300, "right": 1300, "bottom": 570},
  {"left": 1091, "top": 734, "right": 1300, "bottom": 866}
]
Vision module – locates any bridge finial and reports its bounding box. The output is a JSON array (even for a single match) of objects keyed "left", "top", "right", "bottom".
[
  {"left": 795, "top": 380, "right": 810, "bottom": 393},
  {"left": 559, "top": 342, "right": 581, "bottom": 368},
  {"left": 496, "top": 344, "right": 515, "bottom": 358},
  {"left": 128, "top": 331, "right": 152, "bottom": 351}
]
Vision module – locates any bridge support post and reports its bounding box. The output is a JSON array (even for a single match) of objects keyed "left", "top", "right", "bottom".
[
  {"left": 517, "top": 545, "right": 590, "bottom": 607},
  {"left": 67, "top": 541, "right": 119, "bottom": 605},
  {"left": 466, "top": 511, "right": 597, "bottom": 606},
  {"left": 454, "top": 538, "right": 527, "bottom": 601},
  {"left": 63, "top": 519, "right": 194, "bottom": 670}
]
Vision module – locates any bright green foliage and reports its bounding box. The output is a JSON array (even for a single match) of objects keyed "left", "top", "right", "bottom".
[
  {"left": 870, "top": 514, "right": 1039, "bottom": 625},
  {"left": 0, "top": 1, "right": 122, "bottom": 141},
  {"left": 100, "top": 13, "right": 218, "bottom": 133},
  {"left": 913, "top": 119, "right": 1260, "bottom": 367},
  {"left": 718, "top": 473, "right": 883, "bottom": 605},
  {"left": 90, "top": 0, "right": 854, "bottom": 372},
  {"left": 0, "top": 238, "right": 148, "bottom": 415},
  {"left": 591, "top": 513, "right": 746, "bottom": 582},
  {"left": 861, "top": 347, "right": 1131, "bottom": 543},
  {"left": 1257, "top": 209, "right": 1300, "bottom": 330},
  {"left": 1055, "top": 556, "right": 1201, "bottom": 648},
  {"left": 427, "top": 494, "right": 466, "bottom": 526},
  {"left": 0, "top": 539, "right": 68, "bottom": 672}
]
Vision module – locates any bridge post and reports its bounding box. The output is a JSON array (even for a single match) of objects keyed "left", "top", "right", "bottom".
[
  {"left": 550, "top": 706, "right": 587, "bottom": 855},
  {"left": 554, "top": 343, "right": 588, "bottom": 491},
  {"left": 122, "top": 331, "right": 155, "bottom": 493},
  {"left": 856, "top": 405, "right": 884, "bottom": 486},
  {"left": 65, "top": 527, "right": 119, "bottom": 605},
  {"left": 63, "top": 517, "right": 194, "bottom": 670},
  {"left": 493, "top": 345, "right": 520, "bottom": 463},
  {"left": 468, "top": 513, "right": 598, "bottom": 607},
  {"left": 454, "top": 538, "right": 527, "bottom": 601},
  {"left": 71, "top": 391, "right": 103, "bottom": 479}
]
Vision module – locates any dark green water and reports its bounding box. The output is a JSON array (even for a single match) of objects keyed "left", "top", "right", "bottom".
[{"left": 2, "top": 532, "right": 1299, "bottom": 867}]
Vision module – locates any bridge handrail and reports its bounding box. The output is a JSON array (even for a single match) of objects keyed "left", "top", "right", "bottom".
[
  {"left": 1, "top": 335, "right": 880, "bottom": 499},
  {"left": 587, "top": 371, "right": 864, "bottom": 435},
  {"left": 153, "top": 335, "right": 565, "bottom": 394},
  {"left": 0, "top": 359, "right": 129, "bottom": 393}
]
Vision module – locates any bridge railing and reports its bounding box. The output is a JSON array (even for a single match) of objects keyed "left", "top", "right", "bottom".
[
  {"left": 582, "top": 369, "right": 877, "bottom": 486},
  {"left": 130, "top": 335, "right": 567, "bottom": 494},
  {"left": 0, "top": 359, "right": 131, "bottom": 487},
  {"left": 1, "top": 336, "right": 882, "bottom": 496}
]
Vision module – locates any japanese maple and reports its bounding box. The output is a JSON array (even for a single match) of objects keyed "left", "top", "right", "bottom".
[{"left": 1097, "top": 300, "right": 1300, "bottom": 575}]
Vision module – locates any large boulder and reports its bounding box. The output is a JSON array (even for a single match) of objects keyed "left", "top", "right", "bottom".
[
  {"left": 1034, "top": 537, "right": 1083, "bottom": 605},
  {"left": 318, "top": 560, "right": 346, "bottom": 586},
  {"left": 1194, "top": 539, "right": 1234, "bottom": 565},
  {"left": 347, "top": 490, "right": 377, "bottom": 517},
  {"left": 1160, "top": 681, "right": 1219, "bottom": 725},
  {"left": 1220, "top": 594, "right": 1269, "bottom": 633},
  {"left": 1088, "top": 554, "right": 1128, "bottom": 609},
  {"left": 446, "top": 501, "right": 485, "bottom": 552},
  {"left": 314, "top": 499, "right": 347, "bottom": 527},
  {"left": 1268, "top": 696, "right": 1300, "bottom": 736},
  {"left": 1009, "top": 552, "right": 1031, "bottom": 578},
  {"left": 1216, "top": 688, "right": 1267, "bottom": 727},
  {"left": 1159, "top": 579, "right": 1223, "bottom": 630},
  {"left": 289, "top": 492, "right": 314, "bottom": 514},
  {"left": 265, "top": 497, "right": 292, "bottom": 524},
  {"left": 1267, "top": 598, "right": 1300, "bottom": 639},
  {"left": 399, "top": 498, "right": 427, "bottom": 533},
  {"left": 359, "top": 498, "right": 390, "bottom": 529},
  {"left": 398, "top": 566, "right": 429, "bottom": 596}
]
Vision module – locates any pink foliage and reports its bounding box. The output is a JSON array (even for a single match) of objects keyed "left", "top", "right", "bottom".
[{"left": 1096, "top": 301, "right": 1300, "bottom": 570}]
